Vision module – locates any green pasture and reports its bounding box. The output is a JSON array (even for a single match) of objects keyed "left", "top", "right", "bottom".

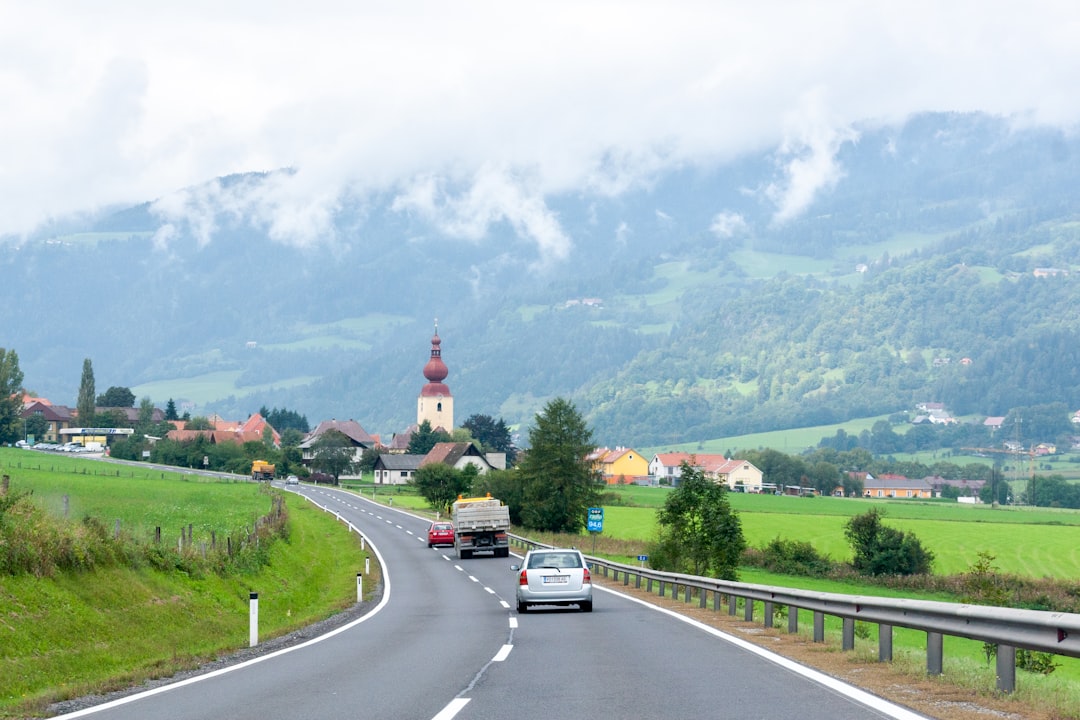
[
  {"left": 640, "top": 414, "right": 895, "bottom": 456},
  {"left": 2, "top": 454, "right": 266, "bottom": 542}
]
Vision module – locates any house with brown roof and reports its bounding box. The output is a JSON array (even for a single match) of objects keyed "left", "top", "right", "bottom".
[
  {"left": 21, "top": 401, "right": 74, "bottom": 443},
  {"left": 420, "top": 442, "right": 498, "bottom": 474}
]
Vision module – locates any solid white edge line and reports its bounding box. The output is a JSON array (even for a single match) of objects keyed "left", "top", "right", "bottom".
[
  {"left": 52, "top": 490, "right": 393, "bottom": 720},
  {"left": 594, "top": 585, "right": 929, "bottom": 720},
  {"left": 431, "top": 697, "right": 470, "bottom": 720},
  {"left": 492, "top": 644, "right": 513, "bottom": 662}
]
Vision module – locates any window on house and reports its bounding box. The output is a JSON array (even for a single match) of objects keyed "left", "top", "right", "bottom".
[{"left": 437, "top": 402, "right": 442, "bottom": 412}]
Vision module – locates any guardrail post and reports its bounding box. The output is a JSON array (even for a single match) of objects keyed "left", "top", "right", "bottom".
[
  {"left": 623, "top": 572, "right": 630, "bottom": 586},
  {"left": 684, "top": 585, "right": 692, "bottom": 603},
  {"left": 996, "top": 645, "right": 1016, "bottom": 693},
  {"left": 879, "top": 624, "right": 893, "bottom": 662},
  {"left": 788, "top": 607, "right": 798, "bottom": 634},
  {"left": 813, "top": 612, "right": 825, "bottom": 642},
  {"left": 842, "top": 618, "right": 855, "bottom": 651},
  {"left": 728, "top": 594, "right": 738, "bottom": 616},
  {"left": 713, "top": 591, "right": 721, "bottom": 612},
  {"left": 927, "top": 632, "right": 943, "bottom": 675},
  {"left": 635, "top": 574, "right": 642, "bottom": 589},
  {"left": 659, "top": 580, "right": 666, "bottom": 598},
  {"left": 764, "top": 602, "right": 774, "bottom": 629},
  {"left": 700, "top": 589, "right": 708, "bottom": 609},
  {"left": 744, "top": 598, "right": 754, "bottom": 622},
  {"left": 647, "top": 577, "right": 653, "bottom": 593}
]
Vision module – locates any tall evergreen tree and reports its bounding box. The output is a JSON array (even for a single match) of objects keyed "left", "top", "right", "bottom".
[
  {"left": 76, "top": 358, "right": 96, "bottom": 427},
  {"left": 516, "top": 398, "right": 600, "bottom": 533},
  {"left": 164, "top": 399, "right": 179, "bottom": 421}
]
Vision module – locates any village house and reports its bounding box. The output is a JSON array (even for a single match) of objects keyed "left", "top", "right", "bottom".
[
  {"left": 420, "top": 442, "right": 501, "bottom": 473},
  {"left": 862, "top": 474, "right": 933, "bottom": 499},
  {"left": 649, "top": 452, "right": 764, "bottom": 492},
  {"left": 373, "top": 454, "right": 424, "bottom": 485},
  {"left": 300, "top": 419, "right": 379, "bottom": 478},
  {"left": 587, "top": 447, "right": 650, "bottom": 485}
]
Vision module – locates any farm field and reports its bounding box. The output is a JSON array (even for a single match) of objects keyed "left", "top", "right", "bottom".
[{"left": 597, "top": 490, "right": 1080, "bottom": 579}]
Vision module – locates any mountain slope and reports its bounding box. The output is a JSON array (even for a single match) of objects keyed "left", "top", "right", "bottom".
[{"left": 3, "top": 112, "right": 1079, "bottom": 447}]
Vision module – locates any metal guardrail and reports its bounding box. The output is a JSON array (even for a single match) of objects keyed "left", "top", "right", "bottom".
[{"left": 508, "top": 533, "right": 1080, "bottom": 693}]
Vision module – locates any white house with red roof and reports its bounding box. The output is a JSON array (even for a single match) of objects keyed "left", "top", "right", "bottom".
[{"left": 649, "top": 452, "right": 763, "bottom": 492}]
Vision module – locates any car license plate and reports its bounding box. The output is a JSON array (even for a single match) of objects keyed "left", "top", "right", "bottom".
[{"left": 543, "top": 576, "right": 569, "bottom": 584}]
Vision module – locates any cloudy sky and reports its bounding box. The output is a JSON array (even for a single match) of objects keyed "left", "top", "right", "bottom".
[{"left": 2, "top": 1, "right": 1078, "bottom": 250}]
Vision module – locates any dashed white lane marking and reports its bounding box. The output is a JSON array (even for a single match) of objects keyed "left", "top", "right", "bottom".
[
  {"left": 492, "top": 644, "right": 513, "bottom": 662},
  {"left": 483, "top": 587, "right": 495, "bottom": 594},
  {"left": 500, "top": 601, "right": 510, "bottom": 610},
  {"left": 509, "top": 617, "right": 517, "bottom": 628},
  {"left": 431, "top": 698, "right": 470, "bottom": 720},
  {"left": 468, "top": 575, "right": 479, "bottom": 583}
]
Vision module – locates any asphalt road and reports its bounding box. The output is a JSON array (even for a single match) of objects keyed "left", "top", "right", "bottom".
[{"left": 53, "top": 484, "right": 929, "bottom": 720}]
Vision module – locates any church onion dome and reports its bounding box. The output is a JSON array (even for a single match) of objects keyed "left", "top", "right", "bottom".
[{"left": 422, "top": 331, "right": 449, "bottom": 393}]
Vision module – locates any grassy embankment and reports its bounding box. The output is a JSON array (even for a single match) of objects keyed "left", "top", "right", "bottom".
[{"left": 0, "top": 449, "right": 372, "bottom": 719}]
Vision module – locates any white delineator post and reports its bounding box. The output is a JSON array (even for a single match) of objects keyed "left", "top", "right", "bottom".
[
  {"left": 357, "top": 572, "right": 363, "bottom": 602},
  {"left": 249, "top": 592, "right": 259, "bottom": 647}
]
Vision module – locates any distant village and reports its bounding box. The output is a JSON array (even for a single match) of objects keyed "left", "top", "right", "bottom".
[{"left": 17, "top": 326, "right": 1078, "bottom": 504}]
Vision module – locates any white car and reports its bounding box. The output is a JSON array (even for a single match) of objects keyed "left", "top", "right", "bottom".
[
  {"left": 512, "top": 548, "right": 593, "bottom": 613},
  {"left": 285, "top": 475, "right": 300, "bottom": 485}
]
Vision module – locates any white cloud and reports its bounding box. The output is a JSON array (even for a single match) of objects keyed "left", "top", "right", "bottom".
[
  {"left": 710, "top": 212, "right": 748, "bottom": 239},
  {"left": 2, "top": 1, "right": 1079, "bottom": 255}
]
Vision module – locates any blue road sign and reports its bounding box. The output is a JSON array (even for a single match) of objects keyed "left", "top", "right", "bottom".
[{"left": 587, "top": 507, "right": 604, "bottom": 533}]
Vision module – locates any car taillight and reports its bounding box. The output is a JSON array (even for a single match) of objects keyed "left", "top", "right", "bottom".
[
  {"left": 582, "top": 567, "right": 591, "bottom": 584},
  {"left": 519, "top": 570, "right": 529, "bottom": 586}
]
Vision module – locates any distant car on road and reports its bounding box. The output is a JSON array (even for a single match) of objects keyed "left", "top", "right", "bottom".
[
  {"left": 512, "top": 548, "right": 593, "bottom": 613},
  {"left": 285, "top": 475, "right": 299, "bottom": 485},
  {"left": 427, "top": 521, "right": 455, "bottom": 548}
]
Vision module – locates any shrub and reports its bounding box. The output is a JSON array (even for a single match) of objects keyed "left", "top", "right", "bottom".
[
  {"left": 844, "top": 508, "right": 933, "bottom": 576},
  {"left": 756, "top": 537, "right": 834, "bottom": 576}
]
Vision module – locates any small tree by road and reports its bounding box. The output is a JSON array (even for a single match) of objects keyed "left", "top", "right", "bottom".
[
  {"left": 412, "top": 463, "right": 477, "bottom": 515},
  {"left": 649, "top": 461, "right": 746, "bottom": 580}
]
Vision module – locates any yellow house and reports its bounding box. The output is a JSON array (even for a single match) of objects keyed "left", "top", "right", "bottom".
[{"left": 589, "top": 447, "right": 650, "bottom": 485}]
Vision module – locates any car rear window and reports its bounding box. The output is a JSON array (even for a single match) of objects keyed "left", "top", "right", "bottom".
[
  {"left": 434, "top": 523, "right": 453, "bottom": 531},
  {"left": 528, "top": 552, "right": 581, "bottom": 569}
]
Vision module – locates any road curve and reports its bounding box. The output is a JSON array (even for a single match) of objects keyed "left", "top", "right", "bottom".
[{"left": 53, "top": 485, "right": 928, "bottom": 720}]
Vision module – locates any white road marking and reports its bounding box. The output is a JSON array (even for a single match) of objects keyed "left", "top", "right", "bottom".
[
  {"left": 431, "top": 698, "right": 470, "bottom": 720},
  {"left": 492, "top": 644, "right": 513, "bottom": 662},
  {"left": 509, "top": 616, "right": 517, "bottom": 628}
]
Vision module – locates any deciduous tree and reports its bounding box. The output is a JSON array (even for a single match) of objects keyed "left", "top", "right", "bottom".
[{"left": 649, "top": 461, "right": 745, "bottom": 580}]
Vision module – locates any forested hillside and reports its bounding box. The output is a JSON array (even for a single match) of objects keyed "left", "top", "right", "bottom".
[{"left": 2, "top": 112, "right": 1079, "bottom": 447}]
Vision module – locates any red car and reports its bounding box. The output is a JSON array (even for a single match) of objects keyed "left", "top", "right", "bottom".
[{"left": 427, "top": 521, "right": 455, "bottom": 548}]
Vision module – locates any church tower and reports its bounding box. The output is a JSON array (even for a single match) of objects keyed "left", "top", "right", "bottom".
[{"left": 417, "top": 320, "right": 454, "bottom": 431}]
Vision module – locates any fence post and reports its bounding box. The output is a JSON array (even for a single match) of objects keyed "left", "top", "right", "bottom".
[
  {"left": 842, "top": 618, "right": 855, "bottom": 651},
  {"left": 996, "top": 644, "right": 1016, "bottom": 693},
  {"left": 927, "top": 632, "right": 944, "bottom": 675},
  {"left": 249, "top": 592, "right": 259, "bottom": 647},
  {"left": 879, "top": 624, "right": 893, "bottom": 662}
]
